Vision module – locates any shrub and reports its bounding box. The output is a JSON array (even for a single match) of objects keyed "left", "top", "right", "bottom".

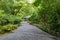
[{"left": 0, "top": 24, "right": 18, "bottom": 33}]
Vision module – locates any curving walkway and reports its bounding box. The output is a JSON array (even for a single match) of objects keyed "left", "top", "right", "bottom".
[{"left": 0, "top": 21, "right": 57, "bottom": 40}]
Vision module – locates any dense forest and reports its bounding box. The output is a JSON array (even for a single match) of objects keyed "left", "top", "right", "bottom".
[{"left": 0, "top": 0, "right": 60, "bottom": 37}]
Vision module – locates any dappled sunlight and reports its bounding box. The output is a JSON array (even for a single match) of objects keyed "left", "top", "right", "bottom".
[{"left": 27, "top": 0, "right": 35, "bottom": 3}]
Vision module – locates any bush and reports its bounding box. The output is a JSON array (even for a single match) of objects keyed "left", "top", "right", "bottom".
[
  {"left": 0, "top": 13, "right": 21, "bottom": 26},
  {"left": 0, "top": 24, "right": 18, "bottom": 33},
  {"left": 7, "top": 15, "right": 21, "bottom": 24}
]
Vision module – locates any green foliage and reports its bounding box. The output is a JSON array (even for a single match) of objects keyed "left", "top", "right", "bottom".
[
  {"left": 0, "top": 0, "right": 23, "bottom": 33},
  {"left": 29, "top": 0, "right": 60, "bottom": 37},
  {"left": 0, "top": 24, "right": 18, "bottom": 33},
  {"left": 0, "top": 0, "right": 60, "bottom": 37},
  {"left": 0, "top": 13, "right": 21, "bottom": 25},
  {"left": 0, "top": 0, "right": 35, "bottom": 34},
  {"left": 29, "top": 13, "right": 39, "bottom": 24},
  {"left": 7, "top": 15, "right": 21, "bottom": 24}
]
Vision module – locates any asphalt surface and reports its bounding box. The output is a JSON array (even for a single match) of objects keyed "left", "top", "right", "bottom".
[{"left": 0, "top": 21, "right": 56, "bottom": 40}]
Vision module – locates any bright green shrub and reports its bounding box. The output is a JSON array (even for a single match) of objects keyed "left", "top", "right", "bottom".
[
  {"left": 0, "top": 14, "right": 21, "bottom": 26},
  {"left": 3, "top": 24, "right": 18, "bottom": 31},
  {"left": 0, "top": 24, "right": 18, "bottom": 33},
  {"left": 7, "top": 15, "right": 21, "bottom": 24}
]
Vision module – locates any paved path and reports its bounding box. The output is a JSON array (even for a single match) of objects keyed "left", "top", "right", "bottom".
[{"left": 0, "top": 21, "right": 56, "bottom": 40}]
